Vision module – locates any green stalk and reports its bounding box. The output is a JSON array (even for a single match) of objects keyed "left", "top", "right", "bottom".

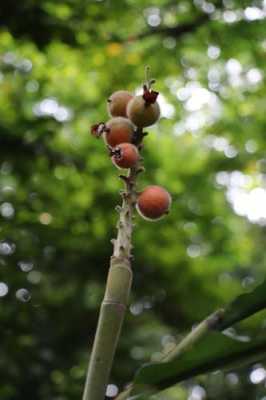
[
  {"left": 82, "top": 158, "right": 142, "bottom": 400},
  {"left": 161, "top": 309, "right": 224, "bottom": 362},
  {"left": 116, "top": 309, "right": 224, "bottom": 399}
]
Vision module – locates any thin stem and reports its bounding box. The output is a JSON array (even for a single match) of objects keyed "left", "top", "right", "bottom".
[
  {"left": 161, "top": 309, "right": 224, "bottom": 362},
  {"left": 82, "top": 134, "right": 144, "bottom": 400},
  {"left": 144, "top": 66, "right": 155, "bottom": 91},
  {"left": 115, "top": 385, "right": 133, "bottom": 400},
  {"left": 116, "top": 309, "right": 224, "bottom": 399},
  {"left": 145, "top": 65, "right": 151, "bottom": 89}
]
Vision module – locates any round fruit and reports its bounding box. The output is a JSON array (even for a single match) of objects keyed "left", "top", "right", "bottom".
[
  {"left": 127, "top": 95, "right": 160, "bottom": 128},
  {"left": 111, "top": 143, "right": 139, "bottom": 169},
  {"left": 136, "top": 186, "right": 171, "bottom": 221},
  {"left": 104, "top": 117, "right": 134, "bottom": 147},
  {"left": 107, "top": 90, "right": 133, "bottom": 117}
]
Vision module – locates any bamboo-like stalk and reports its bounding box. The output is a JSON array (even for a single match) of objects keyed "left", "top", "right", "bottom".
[{"left": 82, "top": 150, "right": 143, "bottom": 400}]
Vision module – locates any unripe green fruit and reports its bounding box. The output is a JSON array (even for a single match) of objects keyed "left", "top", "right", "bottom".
[
  {"left": 111, "top": 143, "right": 139, "bottom": 169},
  {"left": 107, "top": 91, "right": 133, "bottom": 117},
  {"left": 104, "top": 117, "right": 134, "bottom": 147},
  {"left": 127, "top": 96, "right": 160, "bottom": 128},
  {"left": 136, "top": 185, "right": 171, "bottom": 221}
]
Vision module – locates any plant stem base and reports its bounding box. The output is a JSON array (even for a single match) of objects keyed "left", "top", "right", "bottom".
[{"left": 82, "top": 257, "right": 132, "bottom": 400}]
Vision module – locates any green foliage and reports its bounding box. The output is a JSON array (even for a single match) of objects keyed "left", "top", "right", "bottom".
[
  {"left": 132, "top": 333, "right": 266, "bottom": 398},
  {"left": 1, "top": 1, "right": 266, "bottom": 399},
  {"left": 131, "top": 279, "right": 266, "bottom": 398},
  {"left": 218, "top": 279, "right": 266, "bottom": 331}
]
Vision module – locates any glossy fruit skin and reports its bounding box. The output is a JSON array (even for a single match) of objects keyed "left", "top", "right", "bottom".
[
  {"left": 112, "top": 143, "right": 139, "bottom": 169},
  {"left": 136, "top": 185, "right": 171, "bottom": 220},
  {"left": 107, "top": 91, "right": 133, "bottom": 117},
  {"left": 104, "top": 117, "right": 134, "bottom": 147},
  {"left": 127, "top": 96, "right": 160, "bottom": 128}
]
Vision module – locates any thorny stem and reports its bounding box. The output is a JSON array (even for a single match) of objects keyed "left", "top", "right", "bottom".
[
  {"left": 113, "top": 165, "right": 139, "bottom": 260},
  {"left": 82, "top": 130, "right": 145, "bottom": 400}
]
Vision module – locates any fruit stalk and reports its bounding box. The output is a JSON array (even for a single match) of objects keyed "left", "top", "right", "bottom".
[{"left": 82, "top": 154, "right": 141, "bottom": 400}]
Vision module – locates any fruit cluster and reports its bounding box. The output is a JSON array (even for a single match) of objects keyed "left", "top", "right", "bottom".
[{"left": 91, "top": 83, "right": 171, "bottom": 221}]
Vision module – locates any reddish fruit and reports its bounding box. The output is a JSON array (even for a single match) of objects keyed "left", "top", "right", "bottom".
[
  {"left": 136, "top": 185, "right": 171, "bottom": 221},
  {"left": 127, "top": 87, "right": 160, "bottom": 128},
  {"left": 104, "top": 117, "right": 134, "bottom": 147},
  {"left": 107, "top": 90, "right": 133, "bottom": 117},
  {"left": 111, "top": 143, "right": 139, "bottom": 169}
]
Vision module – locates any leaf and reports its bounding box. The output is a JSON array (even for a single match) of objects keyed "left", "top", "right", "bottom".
[
  {"left": 126, "top": 278, "right": 266, "bottom": 399},
  {"left": 131, "top": 332, "right": 266, "bottom": 398},
  {"left": 216, "top": 279, "right": 266, "bottom": 331},
  {"left": 129, "top": 280, "right": 266, "bottom": 398}
]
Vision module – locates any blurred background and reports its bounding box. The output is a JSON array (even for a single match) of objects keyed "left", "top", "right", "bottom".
[{"left": 1, "top": 0, "right": 266, "bottom": 399}]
